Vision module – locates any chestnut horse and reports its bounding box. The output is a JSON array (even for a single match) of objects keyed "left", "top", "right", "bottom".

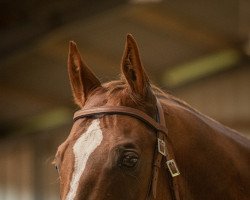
[{"left": 54, "top": 34, "right": 250, "bottom": 200}]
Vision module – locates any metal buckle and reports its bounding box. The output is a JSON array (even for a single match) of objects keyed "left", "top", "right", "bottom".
[
  {"left": 157, "top": 138, "right": 166, "bottom": 156},
  {"left": 166, "top": 159, "right": 180, "bottom": 177}
]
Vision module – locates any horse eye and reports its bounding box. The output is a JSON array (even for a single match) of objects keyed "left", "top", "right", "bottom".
[
  {"left": 54, "top": 162, "right": 60, "bottom": 173},
  {"left": 120, "top": 152, "right": 139, "bottom": 168},
  {"left": 55, "top": 165, "right": 59, "bottom": 172}
]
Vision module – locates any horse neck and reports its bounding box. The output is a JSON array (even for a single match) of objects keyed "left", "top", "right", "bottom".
[{"left": 158, "top": 98, "right": 250, "bottom": 199}]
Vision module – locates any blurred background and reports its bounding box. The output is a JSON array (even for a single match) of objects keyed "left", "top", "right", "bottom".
[{"left": 0, "top": 0, "right": 249, "bottom": 199}]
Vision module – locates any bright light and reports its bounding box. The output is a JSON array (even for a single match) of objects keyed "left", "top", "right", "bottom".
[{"left": 162, "top": 49, "right": 241, "bottom": 88}]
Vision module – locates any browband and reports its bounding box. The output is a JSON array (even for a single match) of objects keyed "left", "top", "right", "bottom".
[{"left": 73, "top": 105, "right": 168, "bottom": 135}]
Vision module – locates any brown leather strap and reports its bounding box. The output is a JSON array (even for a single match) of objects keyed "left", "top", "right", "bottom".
[
  {"left": 155, "top": 100, "right": 181, "bottom": 200},
  {"left": 74, "top": 106, "right": 168, "bottom": 134},
  {"left": 165, "top": 141, "right": 181, "bottom": 200},
  {"left": 151, "top": 132, "right": 165, "bottom": 199}
]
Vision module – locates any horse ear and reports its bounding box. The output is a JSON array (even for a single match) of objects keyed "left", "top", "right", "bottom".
[
  {"left": 68, "top": 41, "right": 101, "bottom": 107},
  {"left": 121, "top": 34, "right": 150, "bottom": 98}
]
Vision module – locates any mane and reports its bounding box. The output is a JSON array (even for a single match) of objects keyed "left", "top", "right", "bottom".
[
  {"left": 103, "top": 80, "right": 127, "bottom": 96},
  {"left": 102, "top": 79, "right": 211, "bottom": 115},
  {"left": 102, "top": 79, "right": 155, "bottom": 109},
  {"left": 151, "top": 85, "right": 198, "bottom": 113},
  {"left": 102, "top": 79, "right": 200, "bottom": 114}
]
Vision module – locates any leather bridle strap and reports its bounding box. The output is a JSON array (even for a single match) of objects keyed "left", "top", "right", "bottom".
[
  {"left": 73, "top": 100, "right": 180, "bottom": 200},
  {"left": 74, "top": 106, "right": 168, "bottom": 134},
  {"left": 153, "top": 100, "right": 181, "bottom": 200}
]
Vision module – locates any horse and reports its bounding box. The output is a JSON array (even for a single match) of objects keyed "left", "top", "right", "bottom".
[{"left": 54, "top": 34, "right": 250, "bottom": 200}]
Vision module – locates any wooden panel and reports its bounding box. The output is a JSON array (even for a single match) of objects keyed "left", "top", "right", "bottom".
[{"left": 0, "top": 125, "right": 68, "bottom": 200}]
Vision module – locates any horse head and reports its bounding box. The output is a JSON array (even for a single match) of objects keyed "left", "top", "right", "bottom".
[{"left": 55, "top": 35, "right": 169, "bottom": 200}]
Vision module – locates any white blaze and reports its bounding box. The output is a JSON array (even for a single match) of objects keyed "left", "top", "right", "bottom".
[{"left": 65, "top": 119, "right": 103, "bottom": 200}]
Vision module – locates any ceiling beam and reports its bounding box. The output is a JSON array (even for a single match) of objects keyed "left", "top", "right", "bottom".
[{"left": 124, "top": 5, "right": 233, "bottom": 49}]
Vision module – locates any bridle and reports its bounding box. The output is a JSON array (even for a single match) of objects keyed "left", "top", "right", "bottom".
[
  {"left": 73, "top": 99, "right": 180, "bottom": 199},
  {"left": 73, "top": 99, "right": 180, "bottom": 200}
]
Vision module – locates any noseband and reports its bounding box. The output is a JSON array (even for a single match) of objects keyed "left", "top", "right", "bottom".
[{"left": 73, "top": 99, "right": 180, "bottom": 200}]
